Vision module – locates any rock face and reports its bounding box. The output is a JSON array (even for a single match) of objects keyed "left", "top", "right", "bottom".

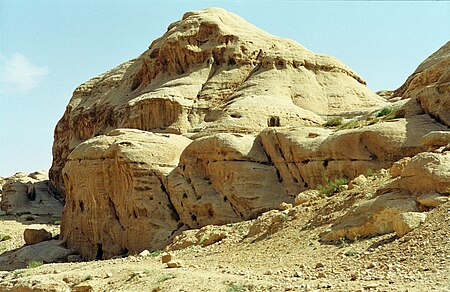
[
  {"left": 51, "top": 9, "right": 449, "bottom": 259},
  {"left": 50, "top": 8, "right": 385, "bottom": 197},
  {"left": 395, "top": 41, "right": 450, "bottom": 126},
  {"left": 167, "top": 133, "right": 290, "bottom": 227},
  {"left": 61, "top": 129, "right": 191, "bottom": 259},
  {"left": 0, "top": 171, "right": 63, "bottom": 216}
]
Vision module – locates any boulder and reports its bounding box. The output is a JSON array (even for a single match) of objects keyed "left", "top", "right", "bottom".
[
  {"left": 61, "top": 129, "right": 192, "bottom": 259},
  {"left": 421, "top": 131, "right": 450, "bottom": 151},
  {"left": 0, "top": 240, "right": 73, "bottom": 269},
  {"left": 386, "top": 152, "right": 450, "bottom": 194},
  {"left": 49, "top": 8, "right": 386, "bottom": 197},
  {"left": 393, "top": 212, "right": 427, "bottom": 237},
  {"left": 320, "top": 191, "right": 419, "bottom": 241},
  {"left": 417, "top": 192, "right": 449, "bottom": 208},
  {"left": 24, "top": 228, "right": 52, "bottom": 245}
]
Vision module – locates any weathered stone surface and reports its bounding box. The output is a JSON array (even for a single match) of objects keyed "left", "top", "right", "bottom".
[
  {"left": 348, "top": 174, "right": 368, "bottom": 190},
  {"left": 259, "top": 115, "right": 446, "bottom": 195},
  {"left": 417, "top": 192, "right": 449, "bottom": 208},
  {"left": 0, "top": 171, "right": 63, "bottom": 216},
  {"left": 386, "top": 152, "right": 450, "bottom": 194},
  {"left": 421, "top": 131, "right": 450, "bottom": 151},
  {"left": 50, "top": 8, "right": 386, "bottom": 197},
  {"left": 393, "top": 212, "right": 427, "bottom": 237},
  {"left": 0, "top": 276, "right": 70, "bottom": 292},
  {"left": 61, "top": 129, "right": 192, "bottom": 259},
  {"left": 295, "top": 190, "right": 320, "bottom": 206},
  {"left": 396, "top": 41, "right": 450, "bottom": 126},
  {"left": 167, "top": 133, "right": 291, "bottom": 228},
  {"left": 320, "top": 191, "right": 419, "bottom": 241},
  {"left": 24, "top": 228, "right": 52, "bottom": 245},
  {"left": 389, "top": 157, "right": 411, "bottom": 178},
  {"left": 0, "top": 240, "right": 73, "bottom": 269}
]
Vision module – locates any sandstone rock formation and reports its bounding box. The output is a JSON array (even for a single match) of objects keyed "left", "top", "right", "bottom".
[
  {"left": 0, "top": 171, "right": 62, "bottom": 216},
  {"left": 24, "top": 227, "right": 52, "bottom": 245},
  {"left": 395, "top": 41, "right": 450, "bottom": 126},
  {"left": 50, "top": 8, "right": 449, "bottom": 259},
  {"left": 0, "top": 240, "right": 73, "bottom": 270},
  {"left": 50, "top": 8, "right": 385, "bottom": 197},
  {"left": 61, "top": 129, "right": 191, "bottom": 259}
]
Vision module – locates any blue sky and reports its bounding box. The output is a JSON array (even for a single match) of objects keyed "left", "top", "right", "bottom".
[{"left": 0, "top": 1, "right": 449, "bottom": 177}]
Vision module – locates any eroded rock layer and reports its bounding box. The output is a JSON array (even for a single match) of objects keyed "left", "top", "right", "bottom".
[
  {"left": 61, "top": 129, "right": 191, "bottom": 259},
  {"left": 50, "top": 8, "right": 385, "bottom": 196},
  {"left": 53, "top": 9, "right": 449, "bottom": 259}
]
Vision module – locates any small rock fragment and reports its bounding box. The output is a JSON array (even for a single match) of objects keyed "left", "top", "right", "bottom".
[
  {"left": 393, "top": 212, "right": 427, "bottom": 237},
  {"left": 167, "top": 260, "right": 183, "bottom": 268},
  {"left": 161, "top": 253, "right": 172, "bottom": 263},
  {"left": 348, "top": 174, "right": 367, "bottom": 190},
  {"left": 278, "top": 202, "right": 292, "bottom": 211},
  {"left": 315, "top": 262, "right": 324, "bottom": 269},
  {"left": 139, "top": 249, "right": 150, "bottom": 257},
  {"left": 389, "top": 157, "right": 411, "bottom": 178},
  {"left": 417, "top": 192, "right": 448, "bottom": 208}
]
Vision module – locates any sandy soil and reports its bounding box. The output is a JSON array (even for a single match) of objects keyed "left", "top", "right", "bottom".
[{"left": 0, "top": 179, "right": 448, "bottom": 292}]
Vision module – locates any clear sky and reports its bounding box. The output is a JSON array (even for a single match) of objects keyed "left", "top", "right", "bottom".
[{"left": 0, "top": 1, "right": 449, "bottom": 177}]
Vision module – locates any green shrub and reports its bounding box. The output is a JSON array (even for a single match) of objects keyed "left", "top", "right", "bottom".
[
  {"left": 27, "top": 260, "right": 43, "bottom": 269},
  {"left": 149, "top": 250, "right": 161, "bottom": 257},
  {"left": 337, "top": 119, "right": 362, "bottom": 130},
  {"left": 324, "top": 116, "right": 343, "bottom": 127},
  {"left": 376, "top": 107, "right": 393, "bottom": 117},
  {"left": 53, "top": 219, "right": 61, "bottom": 225},
  {"left": 317, "top": 178, "right": 348, "bottom": 196}
]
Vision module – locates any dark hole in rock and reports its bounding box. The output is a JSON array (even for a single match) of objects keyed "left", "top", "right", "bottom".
[
  {"left": 268, "top": 116, "right": 280, "bottom": 127},
  {"left": 96, "top": 244, "right": 103, "bottom": 260},
  {"left": 79, "top": 201, "right": 85, "bottom": 212}
]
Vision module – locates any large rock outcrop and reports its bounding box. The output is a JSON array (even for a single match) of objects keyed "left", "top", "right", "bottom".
[
  {"left": 395, "top": 41, "right": 450, "bottom": 126},
  {"left": 61, "top": 129, "right": 191, "bottom": 258},
  {"left": 50, "top": 8, "right": 385, "bottom": 196},
  {"left": 0, "top": 171, "right": 62, "bottom": 216},
  {"left": 52, "top": 9, "right": 448, "bottom": 259}
]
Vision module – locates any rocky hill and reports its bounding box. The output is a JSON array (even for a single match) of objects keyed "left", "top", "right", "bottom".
[
  {"left": 0, "top": 8, "right": 448, "bottom": 291},
  {"left": 45, "top": 8, "right": 448, "bottom": 260}
]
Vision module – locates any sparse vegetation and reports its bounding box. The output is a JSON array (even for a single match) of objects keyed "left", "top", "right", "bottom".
[
  {"left": 198, "top": 234, "right": 210, "bottom": 246},
  {"left": 337, "top": 119, "right": 363, "bottom": 130},
  {"left": 0, "top": 234, "right": 11, "bottom": 242},
  {"left": 317, "top": 178, "right": 349, "bottom": 196},
  {"left": 27, "top": 260, "right": 44, "bottom": 269},
  {"left": 156, "top": 273, "right": 176, "bottom": 283},
  {"left": 376, "top": 106, "right": 393, "bottom": 117},
  {"left": 53, "top": 219, "right": 61, "bottom": 225},
  {"left": 83, "top": 275, "right": 93, "bottom": 281},
  {"left": 337, "top": 237, "right": 350, "bottom": 248},
  {"left": 227, "top": 282, "right": 245, "bottom": 292},
  {"left": 344, "top": 249, "right": 360, "bottom": 257},
  {"left": 149, "top": 250, "right": 161, "bottom": 257},
  {"left": 323, "top": 116, "right": 343, "bottom": 128}
]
